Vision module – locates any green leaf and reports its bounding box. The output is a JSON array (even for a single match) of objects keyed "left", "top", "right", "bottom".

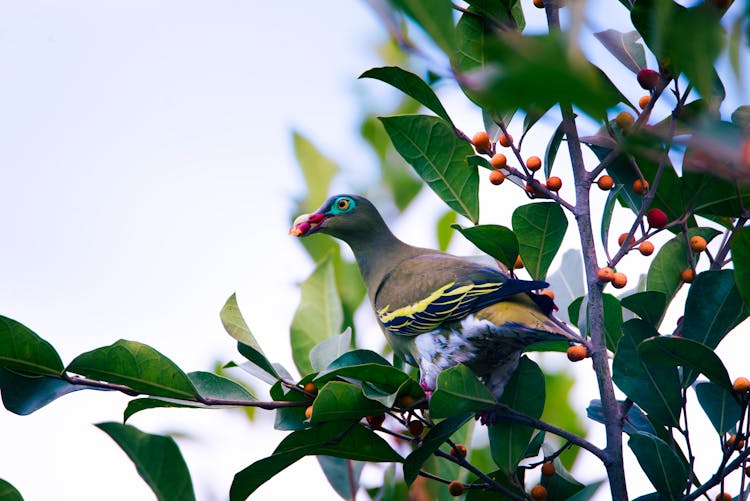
[
  {"left": 309, "top": 329, "right": 352, "bottom": 373},
  {"left": 600, "top": 185, "right": 624, "bottom": 252},
  {"left": 681, "top": 270, "right": 748, "bottom": 350},
  {"left": 628, "top": 432, "right": 687, "bottom": 500},
  {"left": 637, "top": 336, "right": 732, "bottom": 391},
  {"left": 270, "top": 380, "right": 310, "bottom": 431},
  {"left": 391, "top": 0, "right": 455, "bottom": 53},
  {"left": 0, "top": 478, "right": 24, "bottom": 501},
  {"left": 612, "top": 319, "right": 682, "bottom": 427},
  {"left": 96, "top": 422, "right": 195, "bottom": 501},
  {"left": 545, "top": 249, "right": 585, "bottom": 325},
  {"left": 0, "top": 316, "right": 64, "bottom": 375},
  {"left": 430, "top": 364, "right": 496, "bottom": 419},
  {"left": 731, "top": 226, "right": 750, "bottom": 309},
  {"left": 694, "top": 381, "right": 743, "bottom": 435},
  {"left": 621, "top": 291, "right": 667, "bottom": 328},
  {"left": 452, "top": 224, "right": 519, "bottom": 269},
  {"left": 512, "top": 202, "right": 568, "bottom": 281},
  {"left": 544, "top": 120, "right": 565, "bottom": 178},
  {"left": 593, "top": 29, "right": 647, "bottom": 74},
  {"left": 316, "top": 363, "right": 410, "bottom": 394},
  {"left": 310, "top": 381, "right": 388, "bottom": 423},
  {"left": 588, "top": 399, "right": 657, "bottom": 436},
  {"left": 290, "top": 256, "right": 343, "bottom": 376},
  {"left": 67, "top": 340, "right": 198, "bottom": 400},
  {"left": 221, "top": 294, "right": 280, "bottom": 381},
  {"left": 631, "top": 0, "right": 724, "bottom": 102},
  {"left": 403, "top": 413, "right": 473, "bottom": 485},
  {"left": 539, "top": 443, "right": 585, "bottom": 499},
  {"left": 360, "top": 66, "right": 452, "bottom": 124},
  {"left": 0, "top": 368, "right": 83, "bottom": 415},
  {"left": 230, "top": 422, "right": 401, "bottom": 501},
  {"left": 123, "top": 398, "right": 200, "bottom": 423},
  {"left": 188, "top": 371, "right": 255, "bottom": 401},
  {"left": 380, "top": 115, "right": 479, "bottom": 223},
  {"left": 646, "top": 227, "right": 721, "bottom": 303},
  {"left": 293, "top": 132, "right": 339, "bottom": 213},
  {"left": 436, "top": 210, "right": 457, "bottom": 251},
  {"left": 317, "top": 456, "right": 364, "bottom": 500},
  {"left": 489, "top": 356, "right": 545, "bottom": 473}
]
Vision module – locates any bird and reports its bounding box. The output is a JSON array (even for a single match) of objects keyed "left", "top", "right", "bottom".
[{"left": 290, "top": 194, "right": 576, "bottom": 398}]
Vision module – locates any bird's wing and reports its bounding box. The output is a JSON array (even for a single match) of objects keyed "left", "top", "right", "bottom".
[{"left": 373, "top": 253, "right": 548, "bottom": 336}]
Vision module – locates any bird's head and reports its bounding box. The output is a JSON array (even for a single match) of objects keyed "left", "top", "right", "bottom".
[{"left": 289, "top": 194, "right": 380, "bottom": 241}]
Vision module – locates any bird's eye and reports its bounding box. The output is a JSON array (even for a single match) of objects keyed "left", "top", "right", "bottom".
[{"left": 337, "top": 198, "right": 350, "bottom": 210}]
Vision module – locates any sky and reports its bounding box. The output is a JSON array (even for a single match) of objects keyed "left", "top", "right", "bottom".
[{"left": 0, "top": 1, "right": 748, "bottom": 500}]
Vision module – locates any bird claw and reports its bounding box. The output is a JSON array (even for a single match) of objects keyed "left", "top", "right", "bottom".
[{"left": 475, "top": 408, "right": 499, "bottom": 426}]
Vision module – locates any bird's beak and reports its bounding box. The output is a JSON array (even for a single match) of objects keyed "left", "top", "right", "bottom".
[{"left": 289, "top": 212, "right": 326, "bottom": 237}]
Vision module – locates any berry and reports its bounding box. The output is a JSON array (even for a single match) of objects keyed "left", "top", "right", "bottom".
[
  {"left": 615, "top": 111, "right": 635, "bottom": 131},
  {"left": 690, "top": 236, "right": 707, "bottom": 252},
  {"left": 733, "top": 377, "right": 750, "bottom": 393},
  {"left": 489, "top": 169, "right": 506, "bottom": 185},
  {"left": 638, "top": 95, "right": 651, "bottom": 109},
  {"left": 304, "top": 405, "right": 313, "bottom": 420},
  {"left": 597, "top": 175, "right": 614, "bottom": 190},
  {"left": 303, "top": 382, "right": 318, "bottom": 395},
  {"left": 633, "top": 178, "right": 649, "bottom": 195},
  {"left": 533, "top": 0, "right": 545, "bottom": 8},
  {"left": 681, "top": 268, "right": 695, "bottom": 283},
  {"left": 567, "top": 345, "right": 588, "bottom": 362},
  {"left": 526, "top": 181, "right": 545, "bottom": 198},
  {"left": 448, "top": 481, "right": 465, "bottom": 497},
  {"left": 597, "top": 267, "right": 614, "bottom": 282},
  {"left": 618, "top": 233, "right": 636, "bottom": 247},
  {"left": 612, "top": 272, "right": 628, "bottom": 289},
  {"left": 541, "top": 462, "right": 556, "bottom": 477},
  {"left": 745, "top": 465, "right": 750, "bottom": 477},
  {"left": 546, "top": 176, "right": 562, "bottom": 191},
  {"left": 530, "top": 484, "right": 548, "bottom": 501},
  {"left": 540, "top": 289, "right": 555, "bottom": 300},
  {"left": 514, "top": 256, "right": 524, "bottom": 269},
  {"left": 499, "top": 133, "right": 513, "bottom": 147},
  {"left": 490, "top": 153, "right": 507, "bottom": 169},
  {"left": 366, "top": 414, "right": 385, "bottom": 428},
  {"left": 637, "top": 69, "right": 660, "bottom": 90},
  {"left": 526, "top": 156, "right": 542, "bottom": 171},
  {"left": 450, "top": 444, "right": 468, "bottom": 458},
  {"left": 396, "top": 394, "right": 416, "bottom": 408},
  {"left": 647, "top": 208, "right": 669, "bottom": 229},
  {"left": 715, "top": 493, "right": 732, "bottom": 501},
  {"left": 727, "top": 434, "right": 745, "bottom": 451},
  {"left": 638, "top": 241, "right": 655, "bottom": 256},
  {"left": 471, "top": 131, "right": 492, "bottom": 153},
  {"left": 408, "top": 420, "right": 425, "bottom": 436}
]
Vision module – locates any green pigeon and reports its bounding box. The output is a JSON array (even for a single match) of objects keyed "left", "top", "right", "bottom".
[{"left": 291, "top": 194, "right": 575, "bottom": 398}]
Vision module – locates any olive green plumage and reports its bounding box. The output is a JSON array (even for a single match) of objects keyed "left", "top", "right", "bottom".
[{"left": 292, "top": 194, "right": 573, "bottom": 396}]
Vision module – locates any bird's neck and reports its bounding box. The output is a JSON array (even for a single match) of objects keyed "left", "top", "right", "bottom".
[{"left": 345, "top": 227, "right": 417, "bottom": 298}]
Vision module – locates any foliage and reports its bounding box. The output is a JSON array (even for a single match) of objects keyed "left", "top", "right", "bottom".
[{"left": 2, "top": 1, "right": 750, "bottom": 500}]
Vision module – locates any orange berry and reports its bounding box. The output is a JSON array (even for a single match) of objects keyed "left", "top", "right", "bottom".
[
  {"left": 526, "top": 156, "right": 542, "bottom": 171},
  {"left": 396, "top": 394, "right": 416, "bottom": 408},
  {"left": 514, "top": 255, "right": 524, "bottom": 269},
  {"left": 597, "top": 175, "right": 614, "bottom": 190},
  {"left": 638, "top": 95, "right": 651, "bottom": 109},
  {"left": 727, "top": 434, "right": 745, "bottom": 451},
  {"left": 498, "top": 133, "right": 513, "bottom": 147},
  {"left": 304, "top": 405, "right": 313, "bottom": 420},
  {"left": 638, "top": 241, "right": 655, "bottom": 256},
  {"left": 618, "top": 233, "right": 636, "bottom": 247},
  {"left": 489, "top": 169, "right": 506, "bottom": 185},
  {"left": 567, "top": 345, "right": 588, "bottom": 362},
  {"left": 408, "top": 420, "right": 425, "bottom": 436},
  {"left": 690, "top": 236, "right": 707, "bottom": 252},
  {"left": 615, "top": 111, "right": 635, "bottom": 131},
  {"left": 715, "top": 493, "right": 732, "bottom": 501},
  {"left": 681, "top": 268, "right": 695, "bottom": 283},
  {"left": 366, "top": 414, "right": 385, "bottom": 428},
  {"left": 490, "top": 153, "right": 507, "bottom": 169},
  {"left": 471, "top": 131, "right": 492, "bottom": 153},
  {"left": 612, "top": 272, "right": 628, "bottom": 289},
  {"left": 450, "top": 444, "right": 468, "bottom": 458},
  {"left": 733, "top": 377, "right": 750, "bottom": 393},
  {"left": 541, "top": 462, "right": 556, "bottom": 477},
  {"left": 533, "top": 0, "right": 545, "bottom": 8},
  {"left": 633, "top": 178, "right": 649, "bottom": 195},
  {"left": 546, "top": 176, "right": 562, "bottom": 191},
  {"left": 597, "top": 267, "right": 615, "bottom": 282},
  {"left": 540, "top": 289, "right": 555, "bottom": 300},
  {"left": 530, "top": 484, "right": 548, "bottom": 501},
  {"left": 303, "top": 382, "right": 318, "bottom": 395},
  {"left": 448, "top": 481, "right": 465, "bottom": 496}
]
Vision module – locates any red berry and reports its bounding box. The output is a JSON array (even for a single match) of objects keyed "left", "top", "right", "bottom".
[
  {"left": 637, "top": 69, "right": 660, "bottom": 90},
  {"left": 647, "top": 208, "right": 669, "bottom": 229},
  {"left": 366, "top": 414, "right": 385, "bottom": 428}
]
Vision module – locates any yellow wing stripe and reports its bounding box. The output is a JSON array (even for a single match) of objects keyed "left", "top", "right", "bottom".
[{"left": 377, "top": 281, "right": 505, "bottom": 334}]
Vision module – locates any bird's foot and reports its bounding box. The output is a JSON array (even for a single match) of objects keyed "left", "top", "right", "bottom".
[{"left": 475, "top": 407, "right": 500, "bottom": 426}]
